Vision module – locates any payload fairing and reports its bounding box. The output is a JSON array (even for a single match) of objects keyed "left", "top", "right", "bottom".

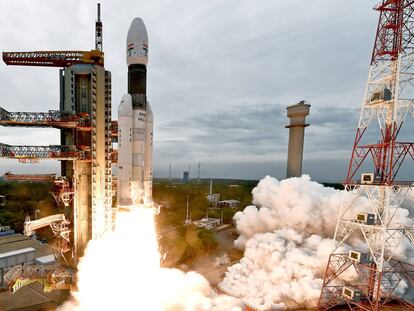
[{"left": 118, "top": 18, "right": 154, "bottom": 208}]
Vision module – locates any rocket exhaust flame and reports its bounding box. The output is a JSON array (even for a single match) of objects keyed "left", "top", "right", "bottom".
[
  {"left": 58, "top": 163, "right": 238, "bottom": 310},
  {"left": 58, "top": 208, "right": 240, "bottom": 311}
]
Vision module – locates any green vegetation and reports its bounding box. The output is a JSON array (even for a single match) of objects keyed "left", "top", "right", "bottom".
[
  {"left": 0, "top": 178, "right": 256, "bottom": 265},
  {"left": 0, "top": 181, "right": 59, "bottom": 232},
  {"left": 159, "top": 225, "right": 218, "bottom": 266},
  {"left": 153, "top": 179, "right": 256, "bottom": 228}
]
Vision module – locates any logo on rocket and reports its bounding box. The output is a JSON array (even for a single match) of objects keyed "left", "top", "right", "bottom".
[{"left": 118, "top": 18, "right": 154, "bottom": 209}]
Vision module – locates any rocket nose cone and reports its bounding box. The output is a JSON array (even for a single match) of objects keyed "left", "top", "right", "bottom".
[
  {"left": 126, "top": 17, "right": 149, "bottom": 66},
  {"left": 127, "top": 18, "right": 148, "bottom": 40}
]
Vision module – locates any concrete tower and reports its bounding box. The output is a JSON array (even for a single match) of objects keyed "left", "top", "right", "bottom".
[{"left": 285, "top": 100, "right": 310, "bottom": 178}]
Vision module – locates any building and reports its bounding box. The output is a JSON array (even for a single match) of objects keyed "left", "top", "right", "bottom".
[
  {"left": 0, "top": 225, "right": 14, "bottom": 237},
  {"left": 0, "top": 234, "right": 55, "bottom": 288},
  {"left": 219, "top": 200, "right": 240, "bottom": 208},
  {"left": 193, "top": 218, "right": 221, "bottom": 230},
  {"left": 207, "top": 194, "right": 220, "bottom": 206}
]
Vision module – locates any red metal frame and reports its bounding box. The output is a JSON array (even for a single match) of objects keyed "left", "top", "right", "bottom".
[
  {"left": 318, "top": 254, "right": 414, "bottom": 311},
  {"left": 346, "top": 0, "right": 414, "bottom": 185},
  {"left": 0, "top": 143, "right": 90, "bottom": 161},
  {"left": 0, "top": 107, "right": 91, "bottom": 129},
  {"left": 319, "top": 1, "right": 414, "bottom": 310},
  {"left": 2, "top": 51, "right": 104, "bottom": 67}
]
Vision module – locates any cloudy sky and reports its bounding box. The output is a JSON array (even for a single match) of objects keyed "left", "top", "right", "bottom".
[{"left": 0, "top": 0, "right": 382, "bottom": 181}]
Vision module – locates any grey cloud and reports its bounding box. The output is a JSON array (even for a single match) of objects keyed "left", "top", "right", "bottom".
[
  {"left": 0, "top": 1, "right": 394, "bottom": 180},
  {"left": 154, "top": 103, "right": 362, "bottom": 175}
]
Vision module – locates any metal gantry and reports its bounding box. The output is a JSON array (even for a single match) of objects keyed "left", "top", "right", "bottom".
[
  {"left": 318, "top": 1, "right": 414, "bottom": 310},
  {"left": 0, "top": 4, "right": 115, "bottom": 273},
  {"left": 0, "top": 107, "right": 90, "bottom": 128},
  {"left": 2, "top": 50, "right": 104, "bottom": 67},
  {"left": 0, "top": 143, "right": 88, "bottom": 161}
]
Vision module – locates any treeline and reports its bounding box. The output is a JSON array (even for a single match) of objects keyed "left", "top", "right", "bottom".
[{"left": 0, "top": 182, "right": 58, "bottom": 232}]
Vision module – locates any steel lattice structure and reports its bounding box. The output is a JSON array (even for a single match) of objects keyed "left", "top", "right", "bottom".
[
  {"left": 0, "top": 107, "right": 90, "bottom": 128},
  {"left": 347, "top": 0, "right": 414, "bottom": 184},
  {"left": 51, "top": 177, "right": 75, "bottom": 207},
  {"left": 3, "top": 265, "right": 76, "bottom": 293},
  {"left": 2, "top": 50, "right": 104, "bottom": 67},
  {"left": 318, "top": 1, "right": 414, "bottom": 310},
  {"left": 0, "top": 143, "right": 89, "bottom": 161}
]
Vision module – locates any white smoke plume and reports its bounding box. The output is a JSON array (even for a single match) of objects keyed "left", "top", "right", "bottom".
[
  {"left": 219, "top": 175, "right": 353, "bottom": 309},
  {"left": 232, "top": 175, "right": 352, "bottom": 248},
  {"left": 220, "top": 229, "right": 337, "bottom": 310},
  {"left": 220, "top": 175, "right": 414, "bottom": 310}
]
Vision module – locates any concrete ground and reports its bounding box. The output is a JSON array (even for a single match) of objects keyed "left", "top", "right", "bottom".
[{"left": 0, "top": 283, "right": 69, "bottom": 311}]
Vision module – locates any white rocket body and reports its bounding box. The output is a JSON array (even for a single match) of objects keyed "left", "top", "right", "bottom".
[{"left": 118, "top": 18, "right": 153, "bottom": 208}]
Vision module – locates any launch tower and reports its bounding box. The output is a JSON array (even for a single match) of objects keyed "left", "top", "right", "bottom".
[
  {"left": 0, "top": 4, "right": 113, "bottom": 263},
  {"left": 318, "top": 1, "right": 414, "bottom": 310}
]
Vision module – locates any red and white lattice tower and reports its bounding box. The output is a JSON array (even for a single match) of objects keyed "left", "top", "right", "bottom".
[{"left": 318, "top": 1, "right": 414, "bottom": 310}]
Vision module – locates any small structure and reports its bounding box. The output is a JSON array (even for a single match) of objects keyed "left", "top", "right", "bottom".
[
  {"left": 219, "top": 200, "right": 240, "bottom": 208},
  {"left": 183, "top": 171, "right": 189, "bottom": 183},
  {"left": 0, "top": 234, "right": 56, "bottom": 287},
  {"left": 0, "top": 225, "right": 14, "bottom": 237},
  {"left": 193, "top": 218, "right": 221, "bottom": 230},
  {"left": 348, "top": 250, "right": 371, "bottom": 263},
  {"left": 35, "top": 254, "right": 56, "bottom": 265},
  {"left": 207, "top": 194, "right": 220, "bottom": 206},
  {"left": 206, "top": 179, "right": 220, "bottom": 206},
  {"left": 0, "top": 195, "right": 5, "bottom": 207},
  {"left": 0, "top": 247, "right": 36, "bottom": 270},
  {"left": 184, "top": 195, "right": 192, "bottom": 225}
]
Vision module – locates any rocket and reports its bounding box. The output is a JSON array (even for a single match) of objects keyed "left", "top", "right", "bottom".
[{"left": 117, "top": 18, "right": 154, "bottom": 209}]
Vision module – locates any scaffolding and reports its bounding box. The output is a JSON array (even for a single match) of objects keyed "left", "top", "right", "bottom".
[
  {"left": 0, "top": 107, "right": 91, "bottom": 129},
  {"left": 3, "top": 265, "right": 76, "bottom": 293},
  {"left": 0, "top": 143, "right": 88, "bottom": 161},
  {"left": 3, "top": 172, "right": 56, "bottom": 182},
  {"left": 2, "top": 50, "right": 104, "bottom": 67}
]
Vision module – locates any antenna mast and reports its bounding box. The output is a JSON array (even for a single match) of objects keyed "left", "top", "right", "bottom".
[{"left": 95, "top": 3, "right": 103, "bottom": 52}]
